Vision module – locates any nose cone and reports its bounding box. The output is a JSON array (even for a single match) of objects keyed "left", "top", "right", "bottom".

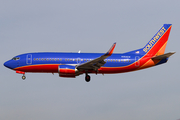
[{"left": 4, "top": 60, "right": 14, "bottom": 69}]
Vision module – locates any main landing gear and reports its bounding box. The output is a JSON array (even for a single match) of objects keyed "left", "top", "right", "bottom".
[
  {"left": 85, "top": 73, "right": 91, "bottom": 82},
  {"left": 22, "top": 74, "right": 26, "bottom": 80}
]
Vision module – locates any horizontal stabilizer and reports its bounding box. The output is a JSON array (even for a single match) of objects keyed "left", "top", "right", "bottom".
[{"left": 152, "top": 52, "right": 175, "bottom": 60}]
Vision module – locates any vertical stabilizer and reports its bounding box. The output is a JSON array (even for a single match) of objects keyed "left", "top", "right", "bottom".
[{"left": 143, "top": 24, "right": 172, "bottom": 56}]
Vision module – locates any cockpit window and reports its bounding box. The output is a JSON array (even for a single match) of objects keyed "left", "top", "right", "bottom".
[{"left": 12, "top": 57, "right": 20, "bottom": 60}]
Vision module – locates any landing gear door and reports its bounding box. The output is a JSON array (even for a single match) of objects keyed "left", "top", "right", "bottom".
[{"left": 27, "top": 54, "right": 32, "bottom": 64}]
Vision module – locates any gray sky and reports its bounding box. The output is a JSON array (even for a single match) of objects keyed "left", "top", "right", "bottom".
[{"left": 0, "top": 0, "right": 180, "bottom": 120}]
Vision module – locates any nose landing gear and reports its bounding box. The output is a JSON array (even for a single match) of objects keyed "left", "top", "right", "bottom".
[
  {"left": 16, "top": 71, "right": 26, "bottom": 80},
  {"left": 22, "top": 74, "right": 26, "bottom": 80}
]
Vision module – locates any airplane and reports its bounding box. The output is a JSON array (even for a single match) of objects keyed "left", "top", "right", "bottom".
[{"left": 4, "top": 24, "right": 175, "bottom": 82}]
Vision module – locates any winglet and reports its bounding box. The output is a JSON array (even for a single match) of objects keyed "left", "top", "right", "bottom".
[{"left": 104, "top": 42, "right": 116, "bottom": 56}]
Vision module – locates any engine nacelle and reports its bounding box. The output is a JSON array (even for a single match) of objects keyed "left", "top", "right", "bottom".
[{"left": 58, "top": 65, "right": 77, "bottom": 78}]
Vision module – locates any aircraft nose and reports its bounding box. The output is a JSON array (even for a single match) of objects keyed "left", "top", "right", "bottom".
[{"left": 4, "top": 60, "right": 13, "bottom": 69}]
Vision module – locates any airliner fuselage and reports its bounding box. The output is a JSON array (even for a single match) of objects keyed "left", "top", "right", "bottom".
[{"left": 4, "top": 24, "right": 174, "bottom": 82}]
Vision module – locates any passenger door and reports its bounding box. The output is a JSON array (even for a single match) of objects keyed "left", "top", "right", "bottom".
[{"left": 26, "top": 54, "right": 32, "bottom": 64}]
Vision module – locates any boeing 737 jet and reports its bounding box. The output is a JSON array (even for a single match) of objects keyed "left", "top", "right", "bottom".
[{"left": 4, "top": 24, "right": 175, "bottom": 82}]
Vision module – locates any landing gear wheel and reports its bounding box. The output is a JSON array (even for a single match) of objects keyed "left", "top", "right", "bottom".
[
  {"left": 85, "top": 75, "right": 91, "bottom": 82},
  {"left": 22, "top": 75, "right": 26, "bottom": 80}
]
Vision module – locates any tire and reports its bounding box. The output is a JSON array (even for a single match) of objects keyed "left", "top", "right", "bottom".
[
  {"left": 85, "top": 75, "right": 90, "bottom": 82},
  {"left": 22, "top": 76, "right": 26, "bottom": 80}
]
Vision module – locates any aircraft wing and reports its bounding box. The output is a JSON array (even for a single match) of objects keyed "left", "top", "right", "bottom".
[
  {"left": 77, "top": 43, "right": 116, "bottom": 71},
  {"left": 152, "top": 52, "right": 175, "bottom": 60}
]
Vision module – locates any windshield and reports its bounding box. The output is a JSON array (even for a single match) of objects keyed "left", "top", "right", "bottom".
[{"left": 12, "top": 57, "right": 20, "bottom": 60}]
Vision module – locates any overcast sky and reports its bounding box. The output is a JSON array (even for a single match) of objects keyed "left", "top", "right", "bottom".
[{"left": 0, "top": 0, "right": 180, "bottom": 120}]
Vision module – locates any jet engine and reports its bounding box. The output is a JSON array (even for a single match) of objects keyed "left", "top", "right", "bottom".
[{"left": 58, "top": 65, "right": 78, "bottom": 78}]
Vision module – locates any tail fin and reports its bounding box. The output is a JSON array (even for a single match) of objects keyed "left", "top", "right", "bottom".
[{"left": 143, "top": 24, "right": 172, "bottom": 56}]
